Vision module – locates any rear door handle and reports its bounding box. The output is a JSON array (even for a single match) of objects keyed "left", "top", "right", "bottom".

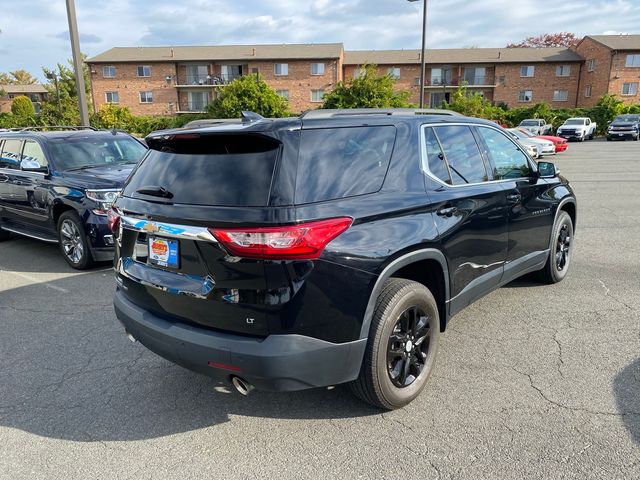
[
  {"left": 436, "top": 206, "right": 458, "bottom": 217},
  {"left": 506, "top": 193, "right": 521, "bottom": 204}
]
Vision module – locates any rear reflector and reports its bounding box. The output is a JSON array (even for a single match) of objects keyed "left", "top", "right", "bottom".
[
  {"left": 207, "top": 361, "right": 241, "bottom": 372},
  {"left": 108, "top": 208, "right": 121, "bottom": 233},
  {"left": 209, "top": 217, "right": 353, "bottom": 260}
]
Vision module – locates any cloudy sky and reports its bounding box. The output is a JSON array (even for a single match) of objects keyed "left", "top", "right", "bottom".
[{"left": 1, "top": 0, "right": 639, "bottom": 80}]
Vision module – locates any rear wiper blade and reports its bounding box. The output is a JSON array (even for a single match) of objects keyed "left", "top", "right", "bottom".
[{"left": 135, "top": 185, "right": 174, "bottom": 199}]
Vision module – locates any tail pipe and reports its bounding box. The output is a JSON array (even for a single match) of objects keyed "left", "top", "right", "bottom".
[{"left": 230, "top": 376, "right": 254, "bottom": 396}]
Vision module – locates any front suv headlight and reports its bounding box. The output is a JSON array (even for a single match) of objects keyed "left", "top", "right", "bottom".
[{"left": 86, "top": 189, "right": 120, "bottom": 215}]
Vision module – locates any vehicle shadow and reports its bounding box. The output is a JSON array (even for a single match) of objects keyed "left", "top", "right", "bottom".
[
  {"left": 613, "top": 357, "right": 640, "bottom": 445},
  {"left": 0, "top": 235, "right": 111, "bottom": 273},
  {"left": 0, "top": 272, "right": 379, "bottom": 443}
]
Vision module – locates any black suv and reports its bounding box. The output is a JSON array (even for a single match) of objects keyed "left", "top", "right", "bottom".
[
  {"left": 111, "top": 110, "right": 577, "bottom": 409},
  {"left": 0, "top": 128, "right": 147, "bottom": 268},
  {"left": 606, "top": 114, "right": 640, "bottom": 141}
]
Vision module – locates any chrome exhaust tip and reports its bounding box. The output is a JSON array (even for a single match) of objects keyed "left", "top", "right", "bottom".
[
  {"left": 231, "top": 376, "right": 254, "bottom": 396},
  {"left": 125, "top": 331, "right": 137, "bottom": 343}
]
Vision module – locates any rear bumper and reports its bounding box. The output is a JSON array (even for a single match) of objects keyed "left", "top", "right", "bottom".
[{"left": 113, "top": 289, "right": 367, "bottom": 391}]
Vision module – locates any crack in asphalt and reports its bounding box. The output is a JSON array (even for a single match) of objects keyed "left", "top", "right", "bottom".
[{"left": 512, "top": 367, "right": 640, "bottom": 417}]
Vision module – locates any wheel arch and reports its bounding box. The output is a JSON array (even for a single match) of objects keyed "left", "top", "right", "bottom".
[
  {"left": 359, "top": 249, "right": 450, "bottom": 340},
  {"left": 51, "top": 200, "right": 76, "bottom": 227}
]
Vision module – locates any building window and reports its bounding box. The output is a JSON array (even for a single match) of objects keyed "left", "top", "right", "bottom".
[
  {"left": 354, "top": 68, "right": 364, "bottom": 79},
  {"left": 311, "top": 63, "right": 325, "bottom": 75},
  {"left": 105, "top": 91, "right": 119, "bottom": 104},
  {"left": 274, "top": 63, "right": 289, "bottom": 76},
  {"left": 587, "top": 59, "right": 596, "bottom": 72},
  {"left": 276, "top": 89, "right": 289, "bottom": 101},
  {"left": 137, "top": 65, "right": 151, "bottom": 77},
  {"left": 625, "top": 54, "right": 640, "bottom": 67},
  {"left": 518, "top": 90, "right": 533, "bottom": 102},
  {"left": 584, "top": 85, "right": 592, "bottom": 97},
  {"left": 102, "top": 66, "right": 116, "bottom": 78},
  {"left": 388, "top": 67, "right": 401, "bottom": 80},
  {"left": 553, "top": 90, "right": 569, "bottom": 102},
  {"left": 622, "top": 82, "right": 639, "bottom": 96},
  {"left": 556, "top": 65, "right": 571, "bottom": 76},
  {"left": 520, "top": 65, "right": 535, "bottom": 77},
  {"left": 311, "top": 89, "right": 324, "bottom": 103},
  {"left": 139, "top": 91, "right": 153, "bottom": 103}
]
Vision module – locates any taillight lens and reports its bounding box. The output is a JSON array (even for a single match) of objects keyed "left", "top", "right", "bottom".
[
  {"left": 108, "top": 208, "right": 121, "bottom": 233},
  {"left": 209, "top": 217, "right": 353, "bottom": 260}
]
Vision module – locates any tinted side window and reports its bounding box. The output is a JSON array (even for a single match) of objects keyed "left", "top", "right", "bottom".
[
  {"left": 423, "top": 127, "right": 451, "bottom": 184},
  {"left": 433, "top": 126, "right": 487, "bottom": 185},
  {"left": 21, "top": 140, "right": 48, "bottom": 169},
  {"left": 295, "top": 126, "right": 396, "bottom": 204},
  {"left": 476, "top": 127, "right": 531, "bottom": 179},
  {"left": 0, "top": 139, "right": 23, "bottom": 169}
]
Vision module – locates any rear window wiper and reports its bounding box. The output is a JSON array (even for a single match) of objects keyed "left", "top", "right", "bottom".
[{"left": 135, "top": 185, "right": 174, "bottom": 199}]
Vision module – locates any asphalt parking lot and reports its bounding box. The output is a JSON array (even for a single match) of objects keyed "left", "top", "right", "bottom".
[{"left": 0, "top": 138, "right": 638, "bottom": 480}]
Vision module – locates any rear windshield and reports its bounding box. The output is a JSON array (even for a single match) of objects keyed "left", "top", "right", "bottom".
[
  {"left": 49, "top": 135, "right": 147, "bottom": 170},
  {"left": 295, "top": 126, "right": 396, "bottom": 204},
  {"left": 123, "top": 134, "right": 279, "bottom": 206}
]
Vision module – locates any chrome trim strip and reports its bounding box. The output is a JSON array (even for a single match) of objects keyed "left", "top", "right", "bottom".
[
  {"left": 120, "top": 215, "right": 218, "bottom": 243},
  {"left": 0, "top": 226, "right": 58, "bottom": 243}
]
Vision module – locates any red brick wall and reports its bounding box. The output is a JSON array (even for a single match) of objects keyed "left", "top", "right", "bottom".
[
  {"left": 89, "top": 62, "right": 179, "bottom": 116},
  {"left": 493, "top": 62, "right": 581, "bottom": 108},
  {"left": 246, "top": 59, "right": 341, "bottom": 113},
  {"left": 574, "top": 38, "right": 614, "bottom": 108},
  {"left": 608, "top": 51, "right": 640, "bottom": 105}
]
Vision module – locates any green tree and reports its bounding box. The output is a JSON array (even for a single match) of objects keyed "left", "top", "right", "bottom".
[
  {"left": 93, "top": 104, "right": 135, "bottom": 130},
  {"left": 590, "top": 94, "right": 624, "bottom": 134},
  {"left": 41, "top": 54, "right": 93, "bottom": 124},
  {"left": 443, "top": 84, "right": 506, "bottom": 122},
  {"left": 11, "top": 95, "right": 36, "bottom": 117},
  {"left": 321, "top": 64, "right": 413, "bottom": 109},
  {"left": 0, "top": 70, "right": 38, "bottom": 85},
  {"left": 207, "top": 74, "right": 289, "bottom": 118}
]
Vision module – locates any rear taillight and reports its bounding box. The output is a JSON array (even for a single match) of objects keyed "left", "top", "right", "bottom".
[
  {"left": 209, "top": 217, "right": 353, "bottom": 260},
  {"left": 108, "top": 208, "right": 121, "bottom": 233}
]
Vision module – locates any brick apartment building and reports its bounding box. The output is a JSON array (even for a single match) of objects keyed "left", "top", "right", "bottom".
[
  {"left": 85, "top": 35, "right": 640, "bottom": 116},
  {"left": 86, "top": 44, "right": 343, "bottom": 115},
  {"left": 344, "top": 48, "right": 583, "bottom": 108},
  {"left": 0, "top": 84, "right": 48, "bottom": 113},
  {"left": 574, "top": 35, "right": 640, "bottom": 107}
]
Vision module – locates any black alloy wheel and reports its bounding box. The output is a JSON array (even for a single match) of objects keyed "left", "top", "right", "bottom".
[{"left": 387, "top": 306, "right": 431, "bottom": 388}]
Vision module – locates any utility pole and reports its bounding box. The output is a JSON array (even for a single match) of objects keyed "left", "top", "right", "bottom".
[
  {"left": 65, "top": 0, "right": 90, "bottom": 126},
  {"left": 408, "top": 0, "right": 428, "bottom": 108}
]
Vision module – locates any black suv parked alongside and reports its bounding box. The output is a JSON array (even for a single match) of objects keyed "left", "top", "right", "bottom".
[
  {"left": 111, "top": 109, "right": 577, "bottom": 409},
  {"left": 0, "top": 128, "right": 147, "bottom": 268},
  {"left": 606, "top": 114, "right": 640, "bottom": 141}
]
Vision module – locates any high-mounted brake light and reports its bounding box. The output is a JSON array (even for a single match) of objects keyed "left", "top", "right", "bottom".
[
  {"left": 209, "top": 217, "right": 353, "bottom": 260},
  {"left": 108, "top": 207, "right": 121, "bottom": 233}
]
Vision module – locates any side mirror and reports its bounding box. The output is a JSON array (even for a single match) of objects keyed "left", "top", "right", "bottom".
[
  {"left": 537, "top": 161, "right": 558, "bottom": 178},
  {"left": 20, "top": 159, "right": 48, "bottom": 173}
]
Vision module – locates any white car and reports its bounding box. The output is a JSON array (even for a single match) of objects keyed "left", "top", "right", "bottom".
[{"left": 507, "top": 128, "right": 555, "bottom": 156}]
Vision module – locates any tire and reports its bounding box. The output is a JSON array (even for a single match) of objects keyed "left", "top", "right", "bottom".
[
  {"left": 606, "top": 137, "right": 611, "bottom": 141},
  {"left": 349, "top": 278, "right": 440, "bottom": 410},
  {"left": 538, "top": 211, "right": 573, "bottom": 284},
  {"left": 580, "top": 134, "right": 586, "bottom": 142},
  {"left": 589, "top": 132, "right": 594, "bottom": 140},
  {"left": 57, "top": 211, "right": 94, "bottom": 269}
]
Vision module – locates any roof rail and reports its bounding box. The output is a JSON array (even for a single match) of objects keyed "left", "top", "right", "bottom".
[
  {"left": 300, "top": 108, "right": 461, "bottom": 120},
  {"left": 14, "top": 125, "right": 97, "bottom": 132}
]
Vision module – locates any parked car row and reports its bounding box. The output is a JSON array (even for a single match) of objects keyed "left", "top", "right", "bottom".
[{"left": 0, "top": 111, "right": 579, "bottom": 410}]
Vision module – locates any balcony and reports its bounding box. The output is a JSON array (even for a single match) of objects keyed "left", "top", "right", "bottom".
[
  {"left": 176, "top": 100, "right": 210, "bottom": 113},
  {"left": 175, "top": 73, "right": 245, "bottom": 86},
  {"left": 425, "top": 76, "right": 495, "bottom": 88}
]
